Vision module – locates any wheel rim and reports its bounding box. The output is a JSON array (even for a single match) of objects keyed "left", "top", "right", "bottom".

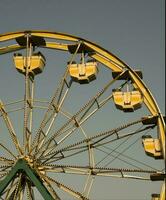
[{"left": 0, "top": 30, "right": 165, "bottom": 199}]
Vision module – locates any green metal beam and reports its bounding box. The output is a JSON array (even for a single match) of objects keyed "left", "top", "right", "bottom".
[{"left": 0, "top": 159, "right": 57, "bottom": 199}]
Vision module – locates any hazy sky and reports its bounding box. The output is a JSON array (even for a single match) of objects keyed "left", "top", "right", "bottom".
[{"left": 0, "top": 0, "right": 165, "bottom": 199}]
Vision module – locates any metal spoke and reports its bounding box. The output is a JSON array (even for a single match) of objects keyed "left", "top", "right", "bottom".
[
  {"left": 43, "top": 124, "right": 154, "bottom": 166},
  {"left": 39, "top": 117, "right": 146, "bottom": 163},
  {"left": 13, "top": 174, "right": 22, "bottom": 200},
  {"left": 27, "top": 80, "right": 35, "bottom": 154},
  {"left": 0, "top": 156, "right": 15, "bottom": 164},
  {"left": 43, "top": 164, "right": 158, "bottom": 180},
  {"left": 39, "top": 175, "right": 61, "bottom": 200},
  {"left": 31, "top": 42, "right": 82, "bottom": 153},
  {"left": 0, "top": 143, "right": 17, "bottom": 159},
  {"left": 0, "top": 172, "right": 8, "bottom": 180},
  {"left": 0, "top": 165, "right": 12, "bottom": 173},
  {"left": 93, "top": 125, "right": 155, "bottom": 148},
  {"left": 83, "top": 173, "right": 94, "bottom": 198},
  {"left": 0, "top": 108, "right": 24, "bottom": 118},
  {"left": 26, "top": 182, "right": 35, "bottom": 200},
  {"left": 36, "top": 72, "right": 127, "bottom": 158},
  {"left": 44, "top": 175, "right": 89, "bottom": 200},
  {"left": 41, "top": 124, "right": 152, "bottom": 165},
  {"left": 35, "top": 78, "right": 72, "bottom": 152},
  {"left": 2, "top": 179, "right": 16, "bottom": 199},
  {"left": 0, "top": 101, "right": 23, "bottom": 156},
  {"left": 23, "top": 34, "right": 35, "bottom": 154},
  {"left": 2, "top": 99, "right": 24, "bottom": 107}
]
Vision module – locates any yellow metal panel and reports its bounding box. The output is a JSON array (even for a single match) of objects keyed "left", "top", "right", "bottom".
[
  {"left": 84, "top": 41, "right": 125, "bottom": 70},
  {"left": 13, "top": 56, "right": 24, "bottom": 71},
  {"left": 0, "top": 30, "right": 78, "bottom": 42},
  {"left": 113, "top": 91, "right": 124, "bottom": 104},
  {"left": 0, "top": 44, "right": 24, "bottom": 55},
  {"left": 158, "top": 117, "right": 165, "bottom": 158},
  {"left": 90, "top": 53, "right": 123, "bottom": 72},
  {"left": 44, "top": 42, "right": 69, "bottom": 51},
  {"left": 160, "top": 182, "right": 165, "bottom": 200},
  {"left": 31, "top": 31, "right": 78, "bottom": 41},
  {"left": 131, "top": 91, "right": 142, "bottom": 105},
  {"left": 0, "top": 32, "right": 24, "bottom": 42}
]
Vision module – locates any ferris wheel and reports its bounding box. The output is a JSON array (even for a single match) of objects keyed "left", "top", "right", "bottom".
[{"left": 0, "top": 30, "right": 165, "bottom": 200}]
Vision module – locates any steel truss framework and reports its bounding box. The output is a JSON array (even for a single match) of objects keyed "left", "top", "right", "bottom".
[{"left": 0, "top": 30, "right": 165, "bottom": 199}]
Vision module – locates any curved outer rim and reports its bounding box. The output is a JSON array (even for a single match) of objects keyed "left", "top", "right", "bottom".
[{"left": 0, "top": 30, "right": 165, "bottom": 159}]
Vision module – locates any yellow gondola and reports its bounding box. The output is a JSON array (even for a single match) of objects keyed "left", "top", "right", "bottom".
[
  {"left": 69, "top": 60, "right": 98, "bottom": 84},
  {"left": 13, "top": 52, "right": 46, "bottom": 76},
  {"left": 113, "top": 90, "right": 143, "bottom": 112}
]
